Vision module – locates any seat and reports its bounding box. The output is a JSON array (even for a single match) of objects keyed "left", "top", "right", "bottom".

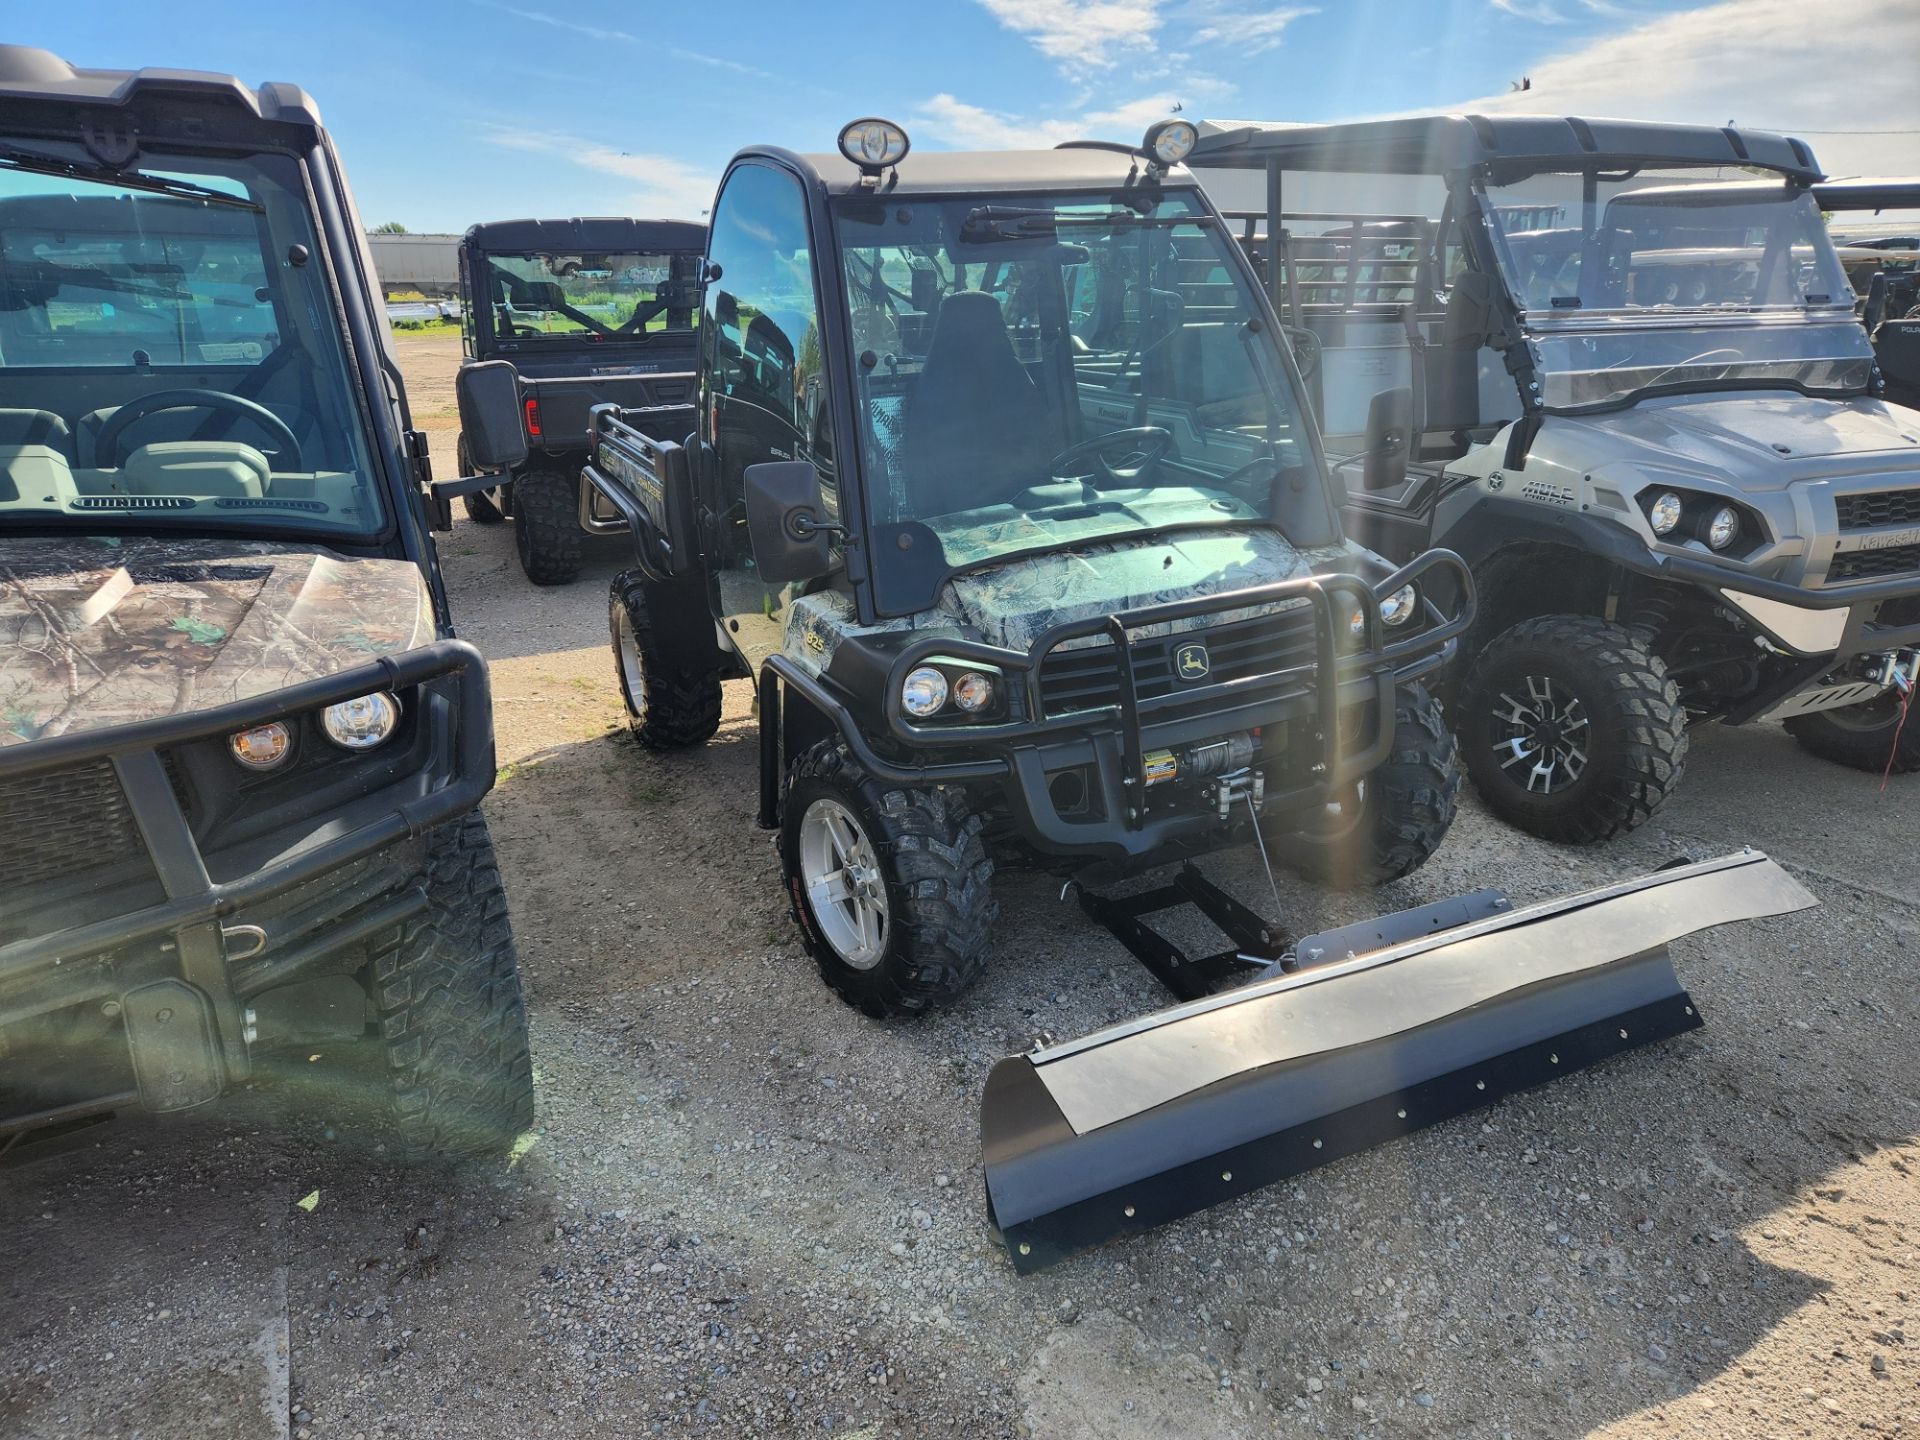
[
  {"left": 897, "top": 291, "right": 1057, "bottom": 517},
  {"left": 0, "top": 408, "right": 72, "bottom": 458}
]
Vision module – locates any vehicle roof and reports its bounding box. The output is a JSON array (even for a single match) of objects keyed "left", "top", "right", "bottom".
[
  {"left": 1189, "top": 114, "right": 1821, "bottom": 184},
  {"left": 1812, "top": 177, "right": 1920, "bottom": 213},
  {"left": 0, "top": 44, "right": 321, "bottom": 135},
  {"left": 753, "top": 143, "right": 1182, "bottom": 197},
  {"left": 463, "top": 217, "right": 707, "bottom": 253}
]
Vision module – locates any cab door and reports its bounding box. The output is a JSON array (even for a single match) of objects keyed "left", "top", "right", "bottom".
[{"left": 698, "top": 162, "right": 840, "bottom": 674}]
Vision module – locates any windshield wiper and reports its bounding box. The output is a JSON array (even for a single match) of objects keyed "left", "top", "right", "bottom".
[
  {"left": 957, "top": 206, "right": 1213, "bottom": 243},
  {"left": 0, "top": 144, "right": 262, "bottom": 212}
]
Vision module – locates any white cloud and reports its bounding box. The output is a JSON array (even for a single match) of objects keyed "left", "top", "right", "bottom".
[
  {"left": 1488, "top": 0, "right": 1629, "bottom": 20},
  {"left": 915, "top": 89, "right": 1204, "bottom": 150},
  {"left": 1187, "top": 3, "right": 1316, "bottom": 54},
  {"left": 974, "top": 0, "right": 1165, "bottom": 72},
  {"left": 478, "top": 1, "right": 772, "bottom": 78},
  {"left": 482, "top": 128, "right": 715, "bottom": 216},
  {"left": 914, "top": 94, "right": 1086, "bottom": 149},
  {"left": 974, "top": 0, "right": 1315, "bottom": 73},
  {"left": 1455, "top": 0, "right": 1920, "bottom": 180}
]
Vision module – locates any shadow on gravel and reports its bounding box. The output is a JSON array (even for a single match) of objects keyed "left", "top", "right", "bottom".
[{"left": 3, "top": 711, "right": 1916, "bottom": 1438}]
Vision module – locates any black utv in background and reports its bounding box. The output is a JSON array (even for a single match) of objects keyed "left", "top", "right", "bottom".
[
  {"left": 0, "top": 46, "right": 532, "bottom": 1155},
  {"left": 454, "top": 218, "right": 704, "bottom": 583}
]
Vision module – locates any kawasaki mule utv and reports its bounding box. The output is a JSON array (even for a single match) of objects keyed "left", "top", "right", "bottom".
[
  {"left": 1192, "top": 116, "right": 1920, "bottom": 843},
  {"left": 453, "top": 217, "right": 704, "bottom": 584},
  {"left": 0, "top": 47, "right": 533, "bottom": 1155},
  {"left": 563, "top": 115, "right": 1813, "bottom": 1269}
]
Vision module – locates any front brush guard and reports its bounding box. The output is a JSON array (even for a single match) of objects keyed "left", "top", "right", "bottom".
[{"left": 982, "top": 850, "right": 1817, "bottom": 1272}]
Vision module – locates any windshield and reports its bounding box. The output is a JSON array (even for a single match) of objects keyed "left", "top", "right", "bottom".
[
  {"left": 0, "top": 143, "right": 387, "bottom": 536},
  {"left": 833, "top": 189, "right": 1312, "bottom": 572},
  {"left": 1479, "top": 170, "right": 1873, "bottom": 408},
  {"left": 474, "top": 249, "right": 699, "bottom": 343}
]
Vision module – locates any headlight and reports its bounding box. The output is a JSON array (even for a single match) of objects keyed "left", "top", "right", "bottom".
[
  {"left": 900, "top": 666, "right": 949, "bottom": 718},
  {"left": 1707, "top": 506, "right": 1739, "bottom": 551},
  {"left": 1379, "top": 585, "right": 1418, "bottom": 627},
  {"left": 951, "top": 671, "right": 995, "bottom": 713},
  {"left": 1649, "top": 491, "right": 1684, "bottom": 536},
  {"left": 320, "top": 692, "right": 401, "bottom": 750},
  {"left": 230, "top": 721, "right": 292, "bottom": 771}
]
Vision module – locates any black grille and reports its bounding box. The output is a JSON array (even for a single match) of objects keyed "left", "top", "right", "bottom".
[
  {"left": 1836, "top": 490, "right": 1920, "bottom": 531},
  {"left": 1830, "top": 544, "right": 1920, "bottom": 582},
  {"left": 1039, "top": 607, "right": 1321, "bottom": 716},
  {"left": 0, "top": 761, "right": 147, "bottom": 891}
]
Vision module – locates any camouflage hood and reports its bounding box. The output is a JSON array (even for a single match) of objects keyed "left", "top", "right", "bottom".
[
  {"left": 0, "top": 536, "right": 436, "bottom": 746},
  {"left": 938, "top": 526, "right": 1355, "bottom": 652}
]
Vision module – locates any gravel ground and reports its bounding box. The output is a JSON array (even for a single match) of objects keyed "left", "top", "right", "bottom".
[{"left": 2, "top": 331, "right": 1916, "bottom": 1439}]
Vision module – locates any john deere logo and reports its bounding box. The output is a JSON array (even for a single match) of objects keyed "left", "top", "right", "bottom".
[{"left": 1175, "top": 642, "right": 1211, "bottom": 681}]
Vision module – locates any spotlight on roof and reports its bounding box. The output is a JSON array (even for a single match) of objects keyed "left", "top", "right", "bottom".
[
  {"left": 1142, "top": 118, "right": 1198, "bottom": 170},
  {"left": 838, "top": 118, "right": 910, "bottom": 183}
]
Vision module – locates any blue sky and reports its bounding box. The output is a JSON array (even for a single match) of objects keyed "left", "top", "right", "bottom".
[{"left": 15, "top": 0, "right": 1918, "bottom": 232}]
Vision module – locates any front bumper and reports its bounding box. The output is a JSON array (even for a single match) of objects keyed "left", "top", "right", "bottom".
[
  {"left": 0, "top": 641, "right": 494, "bottom": 1115},
  {"left": 772, "top": 552, "right": 1472, "bottom": 864}
]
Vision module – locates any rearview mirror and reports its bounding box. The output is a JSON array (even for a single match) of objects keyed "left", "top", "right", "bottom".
[
  {"left": 1362, "top": 386, "right": 1412, "bottom": 492},
  {"left": 744, "top": 460, "right": 837, "bottom": 584},
  {"left": 455, "top": 360, "right": 529, "bottom": 473}
]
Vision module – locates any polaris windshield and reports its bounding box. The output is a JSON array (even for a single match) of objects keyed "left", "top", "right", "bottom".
[
  {"left": 832, "top": 190, "right": 1314, "bottom": 575},
  {"left": 1482, "top": 172, "right": 1873, "bottom": 410},
  {"left": 0, "top": 142, "right": 388, "bottom": 536}
]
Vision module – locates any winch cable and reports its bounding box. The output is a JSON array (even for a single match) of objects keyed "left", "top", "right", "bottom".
[{"left": 1880, "top": 670, "right": 1914, "bottom": 792}]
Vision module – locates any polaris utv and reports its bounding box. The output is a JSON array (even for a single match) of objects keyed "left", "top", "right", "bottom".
[
  {"left": 560, "top": 117, "right": 1810, "bottom": 1269},
  {"left": 1192, "top": 116, "right": 1920, "bottom": 843},
  {"left": 0, "top": 47, "right": 533, "bottom": 1154},
  {"left": 453, "top": 218, "right": 704, "bottom": 584}
]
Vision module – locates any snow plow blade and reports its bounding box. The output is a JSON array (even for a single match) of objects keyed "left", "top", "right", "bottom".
[{"left": 982, "top": 851, "right": 1816, "bottom": 1272}]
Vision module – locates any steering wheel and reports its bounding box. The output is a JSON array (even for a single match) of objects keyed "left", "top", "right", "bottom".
[
  {"left": 1047, "top": 426, "right": 1173, "bottom": 485},
  {"left": 95, "top": 389, "right": 303, "bottom": 471}
]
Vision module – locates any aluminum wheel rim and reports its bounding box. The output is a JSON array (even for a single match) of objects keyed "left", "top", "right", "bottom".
[
  {"left": 1491, "top": 673, "right": 1590, "bottom": 794},
  {"left": 613, "top": 605, "right": 648, "bottom": 720},
  {"left": 798, "top": 798, "right": 889, "bottom": 969}
]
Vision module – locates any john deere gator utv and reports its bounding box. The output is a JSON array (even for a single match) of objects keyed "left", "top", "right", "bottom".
[
  {"left": 0, "top": 47, "right": 533, "bottom": 1154},
  {"left": 453, "top": 217, "right": 704, "bottom": 584},
  {"left": 560, "top": 115, "right": 1815, "bottom": 1269},
  {"left": 1190, "top": 116, "right": 1920, "bottom": 844}
]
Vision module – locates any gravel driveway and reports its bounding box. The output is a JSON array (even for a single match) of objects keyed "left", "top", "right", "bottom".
[{"left": 2, "top": 333, "right": 1914, "bottom": 1440}]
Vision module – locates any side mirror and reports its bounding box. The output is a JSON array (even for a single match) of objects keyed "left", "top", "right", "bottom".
[
  {"left": 1362, "top": 386, "right": 1412, "bottom": 492},
  {"left": 455, "top": 360, "right": 529, "bottom": 473},
  {"left": 744, "top": 460, "right": 837, "bottom": 584}
]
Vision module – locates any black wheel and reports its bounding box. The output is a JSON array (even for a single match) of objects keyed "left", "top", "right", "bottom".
[
  {"left": 1786, "top": 691, "right": 1920, "bottom": 773},
  {"left": 608, "top": 571, "right": 722, "bottom": 749},
  {"left": 1461, "top": 616, "right": 1688, "bottom": 844},
  {"left": 1274, "top": 682, "right": 1459, "bottom": 887},
  {"left": 457, "top": 436, "right": 505, "bottom": 524},
  {"left": 780, "top": 741, "right": 995, "bottom": 1018},
  {"left": 512, "top": 466, "right": 582, "bottom": 585},
  {"left": 368, "top": 813, "right": 534, "bottom": 1157}
]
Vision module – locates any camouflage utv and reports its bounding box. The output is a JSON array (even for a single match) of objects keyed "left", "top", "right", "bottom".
[{"left": 0, "top": 47, "right": 532, "bottom": 1154}]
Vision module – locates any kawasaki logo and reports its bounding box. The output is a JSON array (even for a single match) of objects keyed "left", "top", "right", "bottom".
[
  {"left": 1844, "top": 527, "right": 1920, "bottom": 551},
  {"left": 1174, "top": 642, "right": 1211, "bottom": 681}
]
